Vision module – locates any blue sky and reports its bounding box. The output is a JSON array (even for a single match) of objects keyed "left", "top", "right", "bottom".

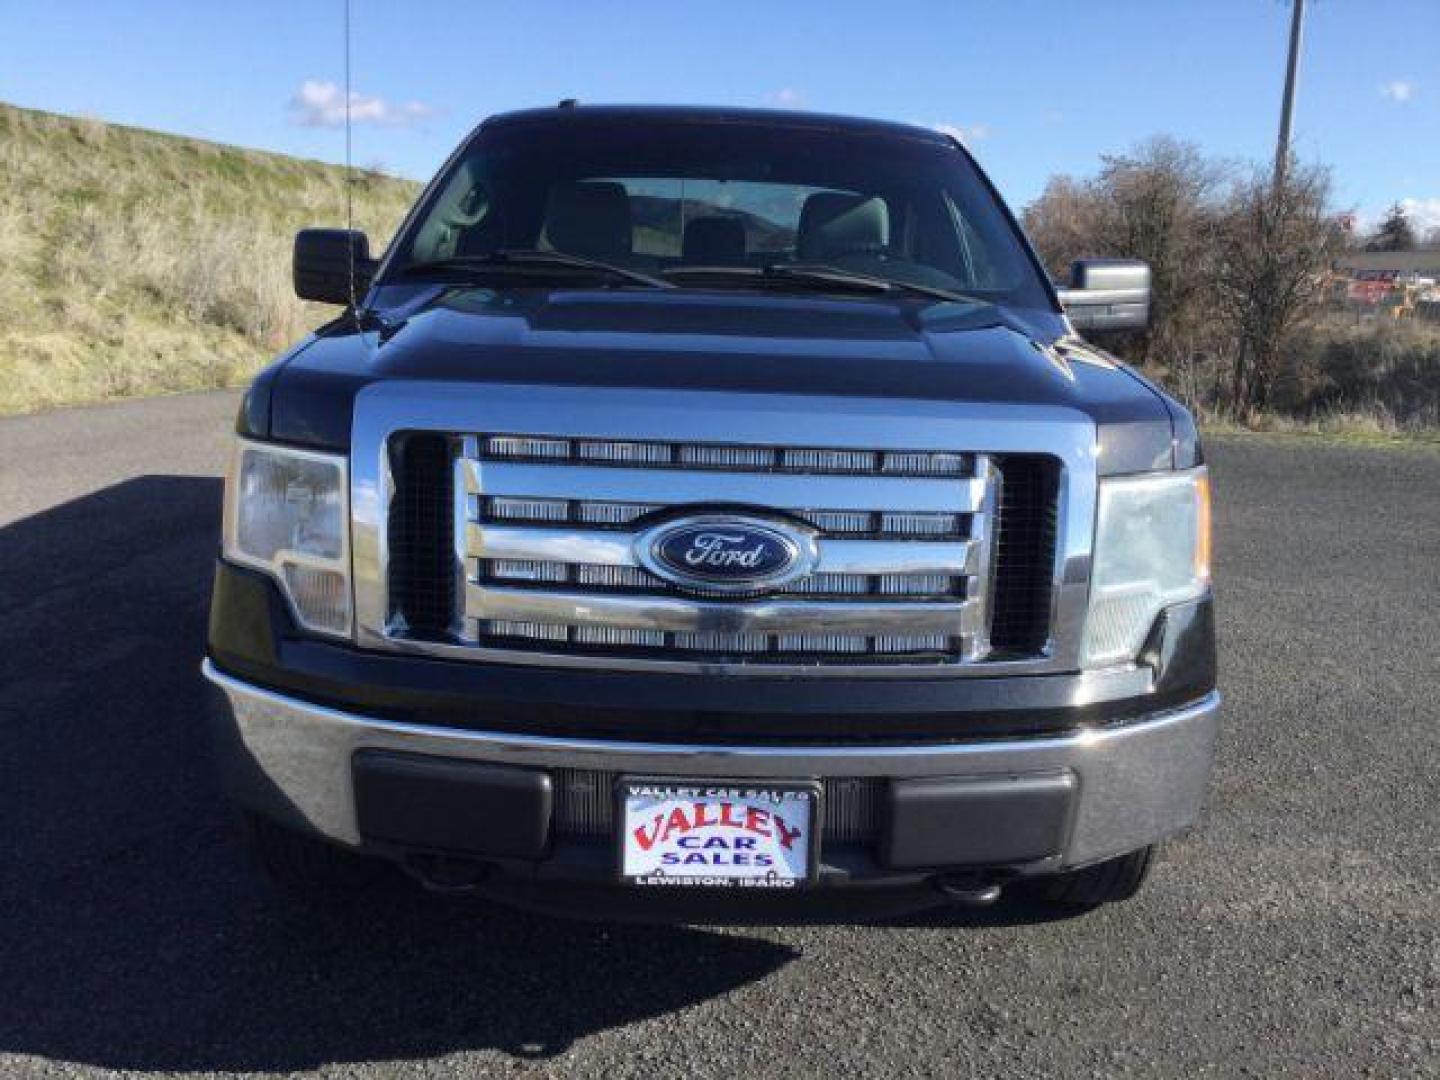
[{"left": 2, "top": 0, "right": 1437, "bottom": 232}]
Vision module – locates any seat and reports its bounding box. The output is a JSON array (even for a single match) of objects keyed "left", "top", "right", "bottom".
[
  {"left": 681, "top": 216, "right": 747, "bottom": 263},
  {"left": 543, "top": 181, "right": 633, "bottom": 259},
  {"left": 796, "top": 193, "right": 889, "bottom": 262}
]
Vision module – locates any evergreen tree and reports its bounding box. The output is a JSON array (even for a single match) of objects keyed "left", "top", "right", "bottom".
[{"left": 1366, "top": 204, "right": 1417, "bottom": 251}]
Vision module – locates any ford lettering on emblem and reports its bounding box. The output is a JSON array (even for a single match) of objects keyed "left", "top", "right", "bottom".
[{"left": 639, "top": 516, "right": 816, "bottom": 593}]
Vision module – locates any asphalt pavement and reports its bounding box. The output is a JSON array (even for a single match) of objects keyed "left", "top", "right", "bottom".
[{"left": 1, "top": 390, "right": 1436, "bottom": 1078}]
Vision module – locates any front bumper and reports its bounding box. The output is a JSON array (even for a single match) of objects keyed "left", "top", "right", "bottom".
[{"left": 203, "top": 659, "right": 1220, "bottom": 885}]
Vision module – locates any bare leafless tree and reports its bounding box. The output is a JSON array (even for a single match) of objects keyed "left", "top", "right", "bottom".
[
  {"left": 1021, "top": 174, "right": 1103, "bottom": 275},
  {"left": 1213, "top": 161, "right": 1338, "bottom": 419}
]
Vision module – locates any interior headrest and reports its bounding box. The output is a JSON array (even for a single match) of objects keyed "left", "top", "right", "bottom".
[
  {"left": 544, "top": 181, "right": 633, "bottom": 258},
  {"left": 796, "top": 193, "right": 889, "bottom": 261},
  {"left": 682, "top": 216, "right": 747, "bottom": 262}
]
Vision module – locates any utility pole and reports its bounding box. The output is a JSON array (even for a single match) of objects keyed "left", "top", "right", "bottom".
[{"left": 1273, "top": 0, "right": 1306, "bottom": 190}]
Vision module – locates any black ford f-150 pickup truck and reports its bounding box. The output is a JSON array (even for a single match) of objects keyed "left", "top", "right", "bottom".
[{"left": 205, "top": 104, "right": 1218, "bottom": 919}]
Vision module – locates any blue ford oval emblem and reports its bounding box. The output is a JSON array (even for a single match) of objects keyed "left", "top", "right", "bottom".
[{"left": 640, "top": 516, "right": 814, "bottom": 592}]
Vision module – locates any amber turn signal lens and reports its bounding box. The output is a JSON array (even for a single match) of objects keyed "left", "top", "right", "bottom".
[{"left": 1195, "top": 471, "right": 1212, "bottom": 583}]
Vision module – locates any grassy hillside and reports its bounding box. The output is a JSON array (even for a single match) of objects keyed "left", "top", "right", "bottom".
[{"left": 0, "top": 102, "right": 420, "bottom": 414}]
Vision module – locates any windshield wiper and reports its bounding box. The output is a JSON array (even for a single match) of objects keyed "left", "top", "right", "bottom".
[
  {"left": 771, "top": 264, "right": 977, "bottom": 302},
  {"left": 394, "top": 249, "right": 673, "bottom": 289},
  {"left": 663, "top": 263, "right": 975, "bottom": 303}
]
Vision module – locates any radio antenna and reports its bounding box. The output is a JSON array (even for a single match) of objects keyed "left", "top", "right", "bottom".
[{"left": 343, "top": 0, "right": 358, "bottom": 321}]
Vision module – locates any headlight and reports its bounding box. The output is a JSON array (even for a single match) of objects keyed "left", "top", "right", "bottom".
[
  {"left": 1081, "top": 467, "right": 1211, "bottom": 667},
  {"left": 223, "top": 439, "right": 352, "bottom": 637}
]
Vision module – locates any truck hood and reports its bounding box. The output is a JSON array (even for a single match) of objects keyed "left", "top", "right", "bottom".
[{"left": 255, "top": 286, "right": 1181, "bottom": 474}]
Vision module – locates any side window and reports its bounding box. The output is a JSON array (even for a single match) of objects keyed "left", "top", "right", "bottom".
[
  {"left": 944, "top": 190, "right": 1022, "bottom": 292},
  {"left": 964, "top": 217, "right": 1003, "bottom": 288},
  {"left": 410, "top": 161, "right": 493, "bottom": 262}
]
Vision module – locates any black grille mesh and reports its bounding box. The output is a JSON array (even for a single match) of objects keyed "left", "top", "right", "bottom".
[
  {"left": 387, "top": 433, "right": 455, "bottom": 639},
  {"left": 990, "top": 456, "right": 1059, "bottom": 656}
]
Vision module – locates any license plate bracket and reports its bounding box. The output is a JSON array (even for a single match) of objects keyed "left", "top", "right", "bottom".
[{"left": 617, "top": 779, "right": 820, "bottom": 890}]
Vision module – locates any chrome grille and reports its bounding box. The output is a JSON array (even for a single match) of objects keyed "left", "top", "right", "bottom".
[
  {"left": 553, "top": 770, "right": 883, "bottom": 847},
  {"left": 372, "top": 417, "right": 1078, "bottom": 670},
  {"left": 447, "top": 431, "right": 995, "bottom": 666},
  {"left": 355, "top": 385, "right": 1079, "bottom": 678}
]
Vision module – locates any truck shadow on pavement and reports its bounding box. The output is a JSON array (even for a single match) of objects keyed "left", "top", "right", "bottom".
[{"left": 0, "top": 475, "right": 1057, "bottom": 1073}]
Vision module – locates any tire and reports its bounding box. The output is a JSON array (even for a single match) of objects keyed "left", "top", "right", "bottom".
[
  {"left": 1034, "top": 845, "right": 1156, "bottom": 909},
  {"left": 241, "top": 812, "right": 385, "bottom": 897}
]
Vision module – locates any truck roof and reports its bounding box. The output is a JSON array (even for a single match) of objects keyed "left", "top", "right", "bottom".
[{"left": 480, "top": 103, "right": 955, "bottom": 146}]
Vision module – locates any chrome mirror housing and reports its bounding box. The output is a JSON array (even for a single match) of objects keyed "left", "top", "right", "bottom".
[{"left": 1056, "top": 259, "right": 1151, "bottom": 333}]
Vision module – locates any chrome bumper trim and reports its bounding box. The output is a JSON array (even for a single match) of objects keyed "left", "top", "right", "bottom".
[{"left": 202, "top": 659, "right": 1218, "bottom": 870}]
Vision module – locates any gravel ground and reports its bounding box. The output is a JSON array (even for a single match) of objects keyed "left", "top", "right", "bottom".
[{"left": 1, "top": 391, "right": 1436, "bottom": 1078}]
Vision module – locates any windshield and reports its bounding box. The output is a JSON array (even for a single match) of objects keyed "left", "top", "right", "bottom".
[{"left": 385, "top": 117, "right": 1052, "bottom": 308}]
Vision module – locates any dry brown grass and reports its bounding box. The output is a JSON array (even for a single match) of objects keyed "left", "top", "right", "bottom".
[{"left": 0, "top": 102, "right": 419, "bottom": 414}]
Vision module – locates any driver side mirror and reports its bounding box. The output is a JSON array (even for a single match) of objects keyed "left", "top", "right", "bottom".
[
  {"left": 1056, "top": 259, "right": 1150, "bottom": 333},
  {"left": 293, "top": 228, "right": 376, "bottom": 305}
]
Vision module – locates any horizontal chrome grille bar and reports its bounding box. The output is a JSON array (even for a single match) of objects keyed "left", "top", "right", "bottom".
[
  {"left": 471, "top": 524, "right": 634, "bottom": 565},
  {"left": 483, "top": 561, "right": 965, "bottom": 599},
  {"left": 817, "top": 539, "right": 974, "bottom": 575},
  {"left": 467, "top": 586, "right": 976, "bottom": 638},
  {"left": 468, "top": 523, "right": 974, "bottom": 576},
  {"left": 477, "top": 436, "right": 976, "bottom": 478},
  {"left": 465, "top": 460, "right": 987, "bottom": 514},
  {"left": 481, "top": 500, "right": 967, "bottom": 539}
]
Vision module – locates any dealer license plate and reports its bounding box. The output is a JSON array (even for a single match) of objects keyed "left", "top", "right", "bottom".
[{"left": 619, "top": 780, "right": 818, "bottom": 889}]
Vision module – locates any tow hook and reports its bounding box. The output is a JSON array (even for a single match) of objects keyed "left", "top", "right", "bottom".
[
  {"left": 934, "top": 872, "right": 1002, "bottom": 907},
  {"left": 403, "top": 853, "right": 494, "bottom": 894}
]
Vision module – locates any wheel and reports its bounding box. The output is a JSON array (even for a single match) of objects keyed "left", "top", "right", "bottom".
[
  {"left": 1033, "top": 845, "right": 1156, "bottom": 909},
  {"left": 240, "top": 811, "right": 385, "bottom": 896}
]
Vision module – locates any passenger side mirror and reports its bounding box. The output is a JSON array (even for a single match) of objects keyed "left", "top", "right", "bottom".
[
  {"left": 1056, "top": 259, "right": 1150, "bottom": 333},
  {"left": 293, "top": 228, "right": 377, "bottom": 305}
]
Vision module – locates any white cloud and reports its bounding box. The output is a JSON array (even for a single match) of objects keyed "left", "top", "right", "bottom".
[
  {"left": 927, "top": 121, "right": 990, "bottom": 147},
  {"left": 1379, "top": 80, "right": 1416, "bottom": 103},
  {"left": 1399, "top": 197, "right": 1440, "bottom": 235},
  {"left": 765, "top": 87, "right": 806, "bottom": 109},
  {"left": 289, "top": 79, "right": 433, "bottom": 129}
]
